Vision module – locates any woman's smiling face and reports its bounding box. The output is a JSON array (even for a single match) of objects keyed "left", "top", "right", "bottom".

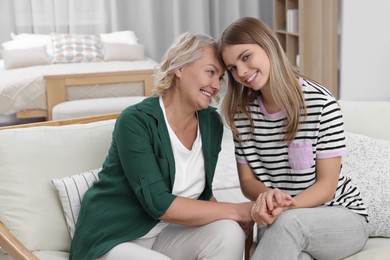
[
  {"left": 176, "top": 46, "right": 224, "bottom": 110},
  {"left": 222, "top": 43, "right": 271, "bottom": 91}
]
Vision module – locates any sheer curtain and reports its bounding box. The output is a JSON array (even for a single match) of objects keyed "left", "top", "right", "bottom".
[
  {"left": 0, "top": 0, "right": 273, "bottom": 61},
  {"left": 114, "top": 0, "right": 273, "bottom": 60}
]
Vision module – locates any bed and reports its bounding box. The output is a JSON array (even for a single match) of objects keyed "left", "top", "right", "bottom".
[{"left": 0, "top": 31, "right": 157, "bottom": 121}]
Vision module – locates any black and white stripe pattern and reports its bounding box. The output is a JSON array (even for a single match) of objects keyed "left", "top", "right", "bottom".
[{"left": 234, "top": 79, "right": 368, "bottom": 218}]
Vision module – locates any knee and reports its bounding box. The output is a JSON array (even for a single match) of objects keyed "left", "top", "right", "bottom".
[
  {"left": 204, "top": 220, "right": 245, "bottom": 258},
  {"left": 269, "top": 209, "right": 302, "bottom": 233},
  {"left": 219, "top": 219, "right": 245, "bottom": 240},
  {"left": 207, "top": 220, "right": 245, "bottom": 247}
]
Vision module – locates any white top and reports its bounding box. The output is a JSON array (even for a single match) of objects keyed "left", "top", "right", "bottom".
[
  {"left": 141, "top": 97, "right": 205, "bottom": 238},
  {"left": 161, "top": 102, "right": 205, "bottom": 198}
]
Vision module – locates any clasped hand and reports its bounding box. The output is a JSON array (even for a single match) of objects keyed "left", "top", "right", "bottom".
[{"left": 251, "top": 188, "right": 296, "bottom": 226}]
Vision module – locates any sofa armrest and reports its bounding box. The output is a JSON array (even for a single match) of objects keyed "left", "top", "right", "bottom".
[
  {"left": 0, "top": 222, "right": 38, "bottom": 260},
  {"left": 0, "top": 112, "right": 119, "bottom": 130}
]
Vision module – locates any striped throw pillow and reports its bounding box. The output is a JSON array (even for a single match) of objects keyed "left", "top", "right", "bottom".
[{"left": 52, "top": 168, "right": 101, "bottom": 238}]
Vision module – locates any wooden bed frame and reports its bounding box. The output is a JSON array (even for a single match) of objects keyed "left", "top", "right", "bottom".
[{"left": 15, "top": 69, "right": 154, "bottom": 121}]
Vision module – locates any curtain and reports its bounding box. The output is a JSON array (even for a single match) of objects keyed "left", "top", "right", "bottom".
[
  {"left": 114, "top": 0, "right": 273, "bottom": 60},
  {"left": 0, "top": 0, "right": 273, "bottom": 61}
]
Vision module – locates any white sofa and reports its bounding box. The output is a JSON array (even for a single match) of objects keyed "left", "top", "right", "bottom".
[{"left": 0, "top": 100, "right": 389, "bottom": 260}]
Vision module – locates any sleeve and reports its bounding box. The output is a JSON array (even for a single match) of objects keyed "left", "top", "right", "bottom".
[
  {"left": 316, "top": 98, "right": 347, "bottom": 159},
  {"left": 113, "top": 109, "right": 176, "bottom": 219},
  {"left": 232, "top": 112, "right": 249, "bottom": 164},
  {"left": 234, "top": 138, "right": 249, "bottom": 164}
]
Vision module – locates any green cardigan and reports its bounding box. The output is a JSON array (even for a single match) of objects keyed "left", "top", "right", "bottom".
[{"left": 69, "top": 96, "right": 223, "bottom": 260}]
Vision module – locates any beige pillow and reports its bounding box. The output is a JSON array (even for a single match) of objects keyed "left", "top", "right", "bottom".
[
  {"left": 51, "top": 33, "right": 104, "bottom": 63},
  {"left": 104, "top": 43, "right": 145, "bottom": 61},
  {"left": 2, "top": 45, "right": 51, "bottom": 69},
  {"left": 100, "top": 30, "right": 138, "bottom": 45}
]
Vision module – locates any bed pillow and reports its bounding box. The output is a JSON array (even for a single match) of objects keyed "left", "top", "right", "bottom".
[
  {"left": 8, "top": 32, "right": 53, "bottom": 56},
  {"left": 51, "top": 33, "right": 104, "bottom": 63},
  {"left": 52, "top": 168, "right": 101, "bottom": 238},
  {"left": 342, "top": 132, "right": 390, "bottom": 237},
  {"left": 10, "top": 32, "right": 50, "bottom": 41},
  {"left": 104, "top": 43, "right": 145, "bottom": 61},
  {"left": 2, "top": 45, "right": 51, "bottom": 69},
  {"left": 100, "top": 30, "right": 138, "bottom": 45}
]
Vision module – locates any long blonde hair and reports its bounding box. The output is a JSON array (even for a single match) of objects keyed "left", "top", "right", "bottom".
[{"left": 217, "top": 17, "right": 306, "bottom": 143}]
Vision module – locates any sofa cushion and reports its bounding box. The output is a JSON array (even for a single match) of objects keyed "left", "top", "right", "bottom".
[
  {"left": 0, "top": 120, "right": 115, "bottom": 251},
  {"left": 52, "top": 168, "right": 101, "bottom": 238},
  {"left": 343, "top": 238, "right": 390, "bottom": 259},
  {"left": 213, "top": 125, "right": 242, "bottom": 192},
  {"left": 342, "top": 132, "right": 390, "bottom": 237},
  {"left": 339, "top": 100, "right": 390, "bottom": 141}
]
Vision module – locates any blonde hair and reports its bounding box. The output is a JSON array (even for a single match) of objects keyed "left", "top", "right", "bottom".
[
  {"left": 153, "top": 32, "right": 220, "bottom": 104},
  {"left": 217, "top": 17, "right": 306, "bottom": 143}
]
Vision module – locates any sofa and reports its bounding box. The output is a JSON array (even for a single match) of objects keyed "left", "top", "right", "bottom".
[{"left": 0, "top": 100, "right": 389, "bottom": 260}]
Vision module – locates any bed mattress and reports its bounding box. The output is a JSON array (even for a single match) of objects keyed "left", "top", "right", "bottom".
[{"left": 0, "top": 59, "right": 157, "bottom": 114}]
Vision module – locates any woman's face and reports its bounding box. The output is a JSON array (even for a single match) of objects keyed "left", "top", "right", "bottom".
[
  {"left": 222, "top": 43, "right": 270, "bottom": 91},
  {"left": 176, "top": 46, "right": 224, "bottom": 110}
]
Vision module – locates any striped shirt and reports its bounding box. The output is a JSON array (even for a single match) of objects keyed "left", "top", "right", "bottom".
[{"left": 234, "top": 78, "right": 368, "bottom": 219}]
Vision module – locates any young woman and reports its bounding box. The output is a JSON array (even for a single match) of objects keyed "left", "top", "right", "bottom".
[
  {"left": 69, "top": 32, "right": 254, "bottom": 260},
  {"left": 217, "top": 17, "right": 369, "bottom": 260}
]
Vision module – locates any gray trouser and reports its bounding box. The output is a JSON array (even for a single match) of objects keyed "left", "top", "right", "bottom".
[
  {"left": 251, "top": 206, "right": 369, "bottom": 260},
  {"left": 96, "top": 219, "right": 245, "bottom": 260}
]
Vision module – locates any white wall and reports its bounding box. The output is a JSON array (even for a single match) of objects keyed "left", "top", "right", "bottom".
[{"left": 340, "top": 0, "right": 390, "bottom": 101}]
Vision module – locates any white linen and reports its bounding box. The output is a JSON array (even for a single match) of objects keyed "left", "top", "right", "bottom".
[{"left": 0, "top": 59, "right": 157, "bottom": 114}]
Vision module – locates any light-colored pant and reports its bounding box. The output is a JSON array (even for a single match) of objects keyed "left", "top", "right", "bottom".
[
  {"left": 251, "top": 206, "right": 369, "bottom": 260},
  {"left": 96, "top": 219, "right": 245, "bottom": 260}
]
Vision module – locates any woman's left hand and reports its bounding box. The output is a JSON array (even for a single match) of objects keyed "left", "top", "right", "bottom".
[{"left": 251, "top": 188, "right": 295, "bottom": 225}]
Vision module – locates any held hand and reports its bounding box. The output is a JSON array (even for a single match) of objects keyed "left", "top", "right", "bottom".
[
  {"left": 251, "top": 188, "right": 296, "bottom": 225},
  {"left": 261, "top": 188, "right": 295, "bottom": 212}
]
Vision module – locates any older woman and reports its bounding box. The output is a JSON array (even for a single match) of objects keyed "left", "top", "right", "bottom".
[{"left": 70, "top": 32, "right": 254, "bottom": 260}]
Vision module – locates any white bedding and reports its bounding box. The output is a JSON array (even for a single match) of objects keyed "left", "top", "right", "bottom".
[{"left": 0, "top": 59, "right": 157, "bottom": 114}]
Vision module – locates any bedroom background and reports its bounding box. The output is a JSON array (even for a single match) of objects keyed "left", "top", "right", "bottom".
[
  {"left": 0, "top": 0, "right": 273, "bottom": 126},
  {"left": 0, "top": 0, "right": 389, "bottom": 126},
  {"left": 0, "top": 0, "right": 273, "bottom": 63}
]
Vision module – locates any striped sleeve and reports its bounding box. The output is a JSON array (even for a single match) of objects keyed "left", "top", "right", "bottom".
[
  {"left": 316, "top": 99, "right": 346, "bottom": 159},
  {"left": 235, "top": 139, "right": 248, "bottom": 164}
]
